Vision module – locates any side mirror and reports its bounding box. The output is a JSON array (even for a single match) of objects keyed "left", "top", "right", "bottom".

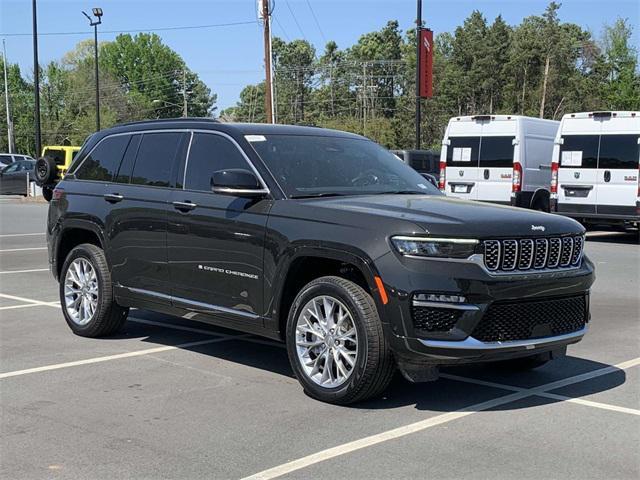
[
  {"left": 421, "top": 173, "right": 438, "bottom": 187},
  {"left": 211, "top": 169, "right": 268, "bottom": 197}
]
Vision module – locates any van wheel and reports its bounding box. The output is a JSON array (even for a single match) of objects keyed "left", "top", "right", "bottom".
[
  {"left": 532, "top": 197, "right": 549, "bottom": 212},
  {"left": 286, "top": 276, "right": 395, "bottom": 405},
  {"left": 59, "top": 243, "right": 128, "bottom": 337}
]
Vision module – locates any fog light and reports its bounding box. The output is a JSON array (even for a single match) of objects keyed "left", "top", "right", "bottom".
[{"left": 414, "top": 293, "right": 466, "bottom": 303}]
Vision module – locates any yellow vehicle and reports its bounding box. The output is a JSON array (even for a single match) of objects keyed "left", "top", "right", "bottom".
[
  {"left": 35, "top": 145, "right": 81, "bottom": 201},
  {"left": 41, "top": 145, "right": 81, "bottom": 176}
]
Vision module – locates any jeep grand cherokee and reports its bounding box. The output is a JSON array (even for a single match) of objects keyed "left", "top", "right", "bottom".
[{"left": 46, "top": 119, "right": 595, "bottom": 404}]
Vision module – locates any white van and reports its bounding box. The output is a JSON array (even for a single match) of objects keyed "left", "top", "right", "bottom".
[
  {"left": 439, "top": 115, "right": 559, "bottom": 210},
  {"left": 550, "top": 111, "right": 639, "bottom": 229}
]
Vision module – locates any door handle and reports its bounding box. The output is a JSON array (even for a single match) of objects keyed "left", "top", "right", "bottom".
[
  {"left": 173, "top": 200, "right": 197, "bottom": 212},
  {"left": 103, "top": 193, "right": 124, "bottom": 203},
  {"left": 604, "top": 170, "right": 611, "bottom": 183},
  {"left": 484, "top": 169, "right": 490, "bottom": 180}
]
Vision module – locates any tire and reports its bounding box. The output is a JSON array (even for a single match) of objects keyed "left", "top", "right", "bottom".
[
  {"left": 42, "top": 186, "right": 53, "bottom": 202},
  {"left": 496, "top": 353, "right": 551, "bottom": 372},
  {"left": 59, "top": 243, "right": 128, "bottom": 337},
  {"left": 34, "top": 156, "right": 57, "bottom": 186},
  {"left": 286, "top": 276, "right": 395, "bottom": 405}
]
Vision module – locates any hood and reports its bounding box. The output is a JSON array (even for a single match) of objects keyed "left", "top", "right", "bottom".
[{"left": 307, "top": 194, "right": 584, "bottom": 238}]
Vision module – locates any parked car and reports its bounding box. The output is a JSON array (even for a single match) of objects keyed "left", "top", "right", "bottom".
[
  {"left": 550, "top": 111, "right": 639, "bottom": 230},
  {"left": 34, "top": 145, "right": 81, "bottom": 201},
  {"left": 0, "top": 153, "right": 35, "bottom": 166},
  {"left": 46, "top": 119, "right": 594, "bottom": 405},
  {"left": 391, "top": 149, "right": 440, "bottom": 176},
  {"left": 439, "top": 115, "right": 559, "bottom": 211},
  {"left": 0, "top": 159, "right": 35, "bottom": 195}
]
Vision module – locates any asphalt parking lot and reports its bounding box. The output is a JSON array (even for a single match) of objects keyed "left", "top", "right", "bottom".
[{"left": 0, "top": 199, "right": 638, "bottom": 480}]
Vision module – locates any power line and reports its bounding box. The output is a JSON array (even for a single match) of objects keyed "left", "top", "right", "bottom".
[
  {"left": 284, "top": 0, "right": 307, "bottom": 41},
  {"left": 0, "top": 20, "right": 259, "bottom": 37},
  {"left": 304, "top": 0, "right": 326, "bottom": 44}
]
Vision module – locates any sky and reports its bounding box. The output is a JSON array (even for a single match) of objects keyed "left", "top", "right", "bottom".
[{"left": 1, "top": 0, "right": 639, "bottom": 111}]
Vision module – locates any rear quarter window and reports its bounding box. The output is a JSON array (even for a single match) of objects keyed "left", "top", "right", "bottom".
[
  {"left": 598, "top": 134, "right": 639, "bottom": 170},
  {"left": 74, "top": 135, "right": 131, "bottom": 182}
]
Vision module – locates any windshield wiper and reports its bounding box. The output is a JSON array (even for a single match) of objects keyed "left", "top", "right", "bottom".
[
  {"left": 377, "top": 190, "right": 426, "bottom": 195},
  {"left": 290, "top": 192, "right": 350, "bottom": 199}
]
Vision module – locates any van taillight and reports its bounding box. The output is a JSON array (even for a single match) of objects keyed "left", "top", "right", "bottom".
[
  {"left": 550, "top": 162, "right": 559, "bottom": 195},
  {"left": 512, "top": 162, "right": 522, "bottom": 193},
  {"left": 438, "top": 161, "right": 446, "bottom": 191}
]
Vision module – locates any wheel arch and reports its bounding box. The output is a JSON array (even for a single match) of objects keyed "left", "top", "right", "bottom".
[
  {"left": 530, "top": 188, "right": 551, "bottom": 211},
  {"left": 55, "top": 221, "right": 106, "bottom": 279},
  {"left": 270, "top": 245, "right": 383, "bottom": 341}
]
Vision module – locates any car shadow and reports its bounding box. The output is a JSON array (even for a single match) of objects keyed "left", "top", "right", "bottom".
[
  {"left": 586, "top": 231, "right": 639, "bottom": 245},
  {"left": 102, "top": 309, "right": 626, "bottom": 412}
]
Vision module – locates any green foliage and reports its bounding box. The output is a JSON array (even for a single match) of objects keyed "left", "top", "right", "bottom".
[
  {"left": 1, "top": 34, "right": 216, "bottom": 156},
  {"left": 222, "top": 4, "right": 638, "bottom": 150}
]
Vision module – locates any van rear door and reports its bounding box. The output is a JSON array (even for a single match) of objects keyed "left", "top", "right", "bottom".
[
  {"left": 445, "top": 136, "right": 480, "bottom": 200},
  {"left": 596, "top": 133, "right": 639, "bottom": 217},
  {"left": 475, "top": 136, "right": 515, "bottom": 204},
  {"left": 557, "top": 134, "right": 599, "bottom": 215}
]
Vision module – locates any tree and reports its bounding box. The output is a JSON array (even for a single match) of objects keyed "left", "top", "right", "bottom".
[{"left": 599, "top": 18, "right": 640, "bottom": 109}]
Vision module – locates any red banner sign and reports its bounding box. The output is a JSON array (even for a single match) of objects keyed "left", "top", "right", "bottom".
[{"left": 419, "top": 29, "right": 433, "bottom": 98}]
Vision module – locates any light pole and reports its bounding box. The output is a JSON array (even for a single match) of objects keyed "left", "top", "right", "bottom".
[
  {"left": 2, "top": 40, "right": 15, "bottom": 153},
  {"left": 82, "top": 7, "right": 103, "bottom": 131},
  {"left": 32, "top": 0, "right": 41, "bottom": 156}
]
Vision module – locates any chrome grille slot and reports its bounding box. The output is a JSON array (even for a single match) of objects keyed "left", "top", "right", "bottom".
[
  {"left": 571, "top": 236, "right": 584, "bottom": 265},
  {"left": 548, "top": 238, "right": 561, "bottom": 268},
  {"left": 518, "top": 239, "right": 534, "bottom": 270},
  {"left": 560, "top": 237, "right": 573, "bottom": 267},
  {"left": 501, "top": 240, "right": 518, "bottom": 270},
  {"left": 534, "top": 239, "right": 548, "bottom": 269},
  {"left": 482, "top": 235, "right": 584, "bottom": 273},
  {"left": 484, "top": 240, "right": 500, "bottom": 271}
]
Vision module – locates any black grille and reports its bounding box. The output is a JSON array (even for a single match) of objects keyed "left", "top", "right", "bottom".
[
  {"left": 483, "top": 235, "right": 584, "bottom": 273},
  {"left": 412, "top": 306, "right": 462, "bottom": 333},
  {"left": 472, "top": 295, "right": 587, "bottom": 342}
]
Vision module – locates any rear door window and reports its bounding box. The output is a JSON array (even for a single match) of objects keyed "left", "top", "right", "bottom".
[
  {"left": 44, "top": 149, "right": 67, "bottom": 166},
  {"left": 74, "top": 135, "right": 131, "bottom": 182},
  {"left": 446, "top": 137, "right": 480, "bottom": 167},
  {"left": 598, "top": 134, "right": 639, "bottom": 170},
  {"left": 559, "top": 135, "right": 599, "bottom": 169},
  {"left": 479, "top": 136, "right": 515, "bottom": 168},
  {"left": 131, "top": 132, "right": 184, "bottom": 188},
  {"left": 114, "top": 134, "right": 141, "bottom": 184}
]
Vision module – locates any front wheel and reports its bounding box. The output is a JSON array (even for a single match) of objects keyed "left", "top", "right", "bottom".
[
  {"left": 286, "top": 276, "right": 395, "bottom": 405},
  {"left": 59, "top": 243, "right": 128, "bottom": 337}
]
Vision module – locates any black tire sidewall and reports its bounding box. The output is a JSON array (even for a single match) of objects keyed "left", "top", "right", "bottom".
[
  {"left": 286, "top": 279, "right": 373, "bottom": 403},
  {"left": 59, "top": 245, "right": 106, "bottom": 336},
  {"left": 42, "top": 186, "right": 53, "bottom": 202}
]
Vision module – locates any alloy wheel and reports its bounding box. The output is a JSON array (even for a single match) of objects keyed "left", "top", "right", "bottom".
[{"left": 64, "top": 258, "right": 99, "bottom": 326}]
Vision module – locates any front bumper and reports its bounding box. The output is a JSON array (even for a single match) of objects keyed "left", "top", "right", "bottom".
[{"left": 374, "top": 250, "right": 595, "bottom": 365}]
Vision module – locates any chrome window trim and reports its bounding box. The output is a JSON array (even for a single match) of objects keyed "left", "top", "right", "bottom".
[{"left": 70, "top": 128, "right": 270, "bottom": 195}]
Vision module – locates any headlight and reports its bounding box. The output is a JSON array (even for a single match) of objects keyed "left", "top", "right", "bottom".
[{"left": 391, "top": 236, "right": 478, "bottom": 259}]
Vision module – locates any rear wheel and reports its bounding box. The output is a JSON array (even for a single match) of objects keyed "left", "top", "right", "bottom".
[
  {"left": 59, "top": 243, "right": 128, "bottom": 337},
  {"left": 286, "top": 276, "right": 395, "bottom": 405}
]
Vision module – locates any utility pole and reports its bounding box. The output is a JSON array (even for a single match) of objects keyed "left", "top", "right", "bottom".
[
  {"left": 82, "top": 8, "right": 103, "bottom": 131},
  {"left": 261, "top": 0, "right": 274, "bottom": 124},
  {"left": 2, "top": 40, "right": 15, "bottom": 153},
  {"left": 182, "top": 69, "right": 188, "bottom": 117},
  {"left": 415, "top": 0, "right": 422, "bottom": 150},
  {"left": 32, "top": 0, "right": 41, "bottom": 156}
]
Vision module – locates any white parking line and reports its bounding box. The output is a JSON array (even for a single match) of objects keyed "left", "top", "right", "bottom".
[
  {"left": 0, "top": 336, "right": 246, "bottom": 379},
  {"left": 241, "top": 356, "right": 640, "bottom": 480},
  {"left": 0, "top": 247, "right": 47, "bottom": 253},
  {"left": 0, "top": 293, "right": 58, "bottom": 307},
  {"left": 0, "top": 303, "right": 57, "bottom": 311},
  {"left": 0, "top": 268, "right": 49, "bottom": 275},
  {"left": 0, "top": 232, "right": 45, "bottom": 238},
  {"left": 441, "top": 372, "right": 640, "bottom": 416}
]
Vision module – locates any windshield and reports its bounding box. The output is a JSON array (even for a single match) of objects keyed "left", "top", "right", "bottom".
[{"left": 247, "top": 134, "right": 440, "bottom": 198}]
